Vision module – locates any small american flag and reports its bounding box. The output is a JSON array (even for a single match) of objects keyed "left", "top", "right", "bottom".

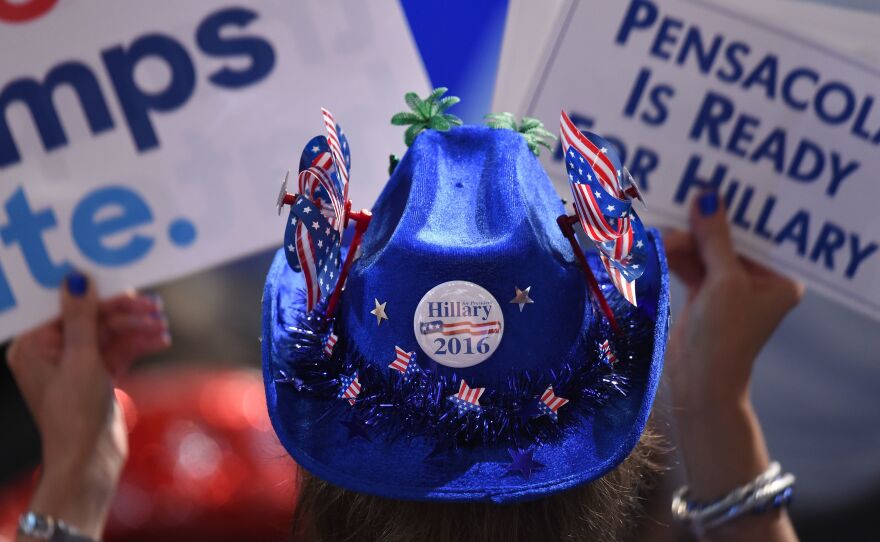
[
  {"left": 419, "top": 320, "right": 501, "bottom": 336},
  {"left": 389, "top": 346, "right": 418, "bottom": 379},
  {"left": 323, "top": 332, "right": 338, "bottom": 358},
  {"left": 338, "top": 373, "right": 361, "bottom": 406},
  {"left": 448, "top": 379, "right": 485, "bottom": 414},
  {"left": 537, "top": 385, "right": 569, "bottom": 421},
  {"left": 560, "top": 110, "right": 648, "bottom": 306},
  {"left": 282, "top": 109, "right": 351, "bottom": 312},
  {"left": 322, "top": 108, "right": 350, "bottom": 203},
  {"left": 600, "top": 339, "right": 618, "bottom": 366}
]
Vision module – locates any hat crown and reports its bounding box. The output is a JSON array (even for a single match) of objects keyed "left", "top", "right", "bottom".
[{"left": 340, "top": 126, "right": 591, "bottom": 385}]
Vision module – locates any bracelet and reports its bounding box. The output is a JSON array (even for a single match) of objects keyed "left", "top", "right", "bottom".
[
  {"left": 671, "top": 461, "right": 796, "bottom": 535},
  {"left": 18, "top": 512, "right": 98, "bottom": 542}
]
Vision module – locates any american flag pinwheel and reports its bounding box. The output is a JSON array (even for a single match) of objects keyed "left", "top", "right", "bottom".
[
  {"left": 278, "top": 109, "right": 352, "bottom": 311},
  {"left": 560, "top": 110, "right": 648, "bottom": 306}
]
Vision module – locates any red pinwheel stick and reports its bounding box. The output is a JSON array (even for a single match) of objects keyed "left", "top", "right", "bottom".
[
  {"left": 326, "top": 201, "right": 372, "bottom": 318},
  {"left": 556, "top": 214, "right": 622, "bottom": 335}
]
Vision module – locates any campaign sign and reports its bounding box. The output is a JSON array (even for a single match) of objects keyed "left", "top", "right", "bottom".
[
  {"left": 0, "top": 1, "right": 429, "bottom": 341},
  {"left": 523, "top": 0, "right": 880, "bottom": 320}
]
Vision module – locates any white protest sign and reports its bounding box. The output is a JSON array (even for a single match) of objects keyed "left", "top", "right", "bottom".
[
  {"left": 521, "top": 0, "right": 880, "bottom": 320},
  {"left": 0, "top": 0, "right": 429, "bottom": 341}
]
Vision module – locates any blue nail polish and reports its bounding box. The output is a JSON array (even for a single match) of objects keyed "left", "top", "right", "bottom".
[
  {"left": 66, "top": 272, "right": 87, "bottom": 296},
  {"left": 147, "top": 292, "right": 164, "bottom": 311},
  {"left": 698, "top": 191, "right": 718, "bottom": 216}
]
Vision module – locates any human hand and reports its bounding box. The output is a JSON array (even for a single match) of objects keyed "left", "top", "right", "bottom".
[
  {"left": 8, "top": 289, "right": 169, "bottom": 381},
  {"left": 663, "top": 193, "right": 802, "bottom": 541},
  {"left": 7, "top": 273, "right": 170, "bottom": 540},
  {"left": 663, "top": 192, "right": 804, "bottom": 409}
]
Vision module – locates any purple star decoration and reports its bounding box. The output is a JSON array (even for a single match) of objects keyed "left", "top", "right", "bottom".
[
  {"left": 505, "top": 447, "right": 545, "bottom": 480},
  {"left": 513, "top": 400, "right": 543, "bottom": 424},
  {"left": 340, "top": 417, "right": 373, "bottom": 441}
]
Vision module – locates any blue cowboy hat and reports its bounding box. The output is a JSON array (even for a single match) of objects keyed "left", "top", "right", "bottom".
[{"left": 262, "top": 123, "right": 669, "bottom": 503}]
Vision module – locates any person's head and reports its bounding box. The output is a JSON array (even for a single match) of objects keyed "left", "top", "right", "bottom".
[
  {"left": 263, "top": 101, "right": 670, "bottom": 541},
  {"left": 292, "top": 426, "right": 665, "bottom": 542}
]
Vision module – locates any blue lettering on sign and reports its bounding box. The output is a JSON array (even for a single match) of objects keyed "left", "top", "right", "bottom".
[
  {"left": 197, "top": 7, "right": 276, "bottom": 88},
  {"left": 688, "top": 90, "right": 861, "bottom": 197},
  {"left": 0, "top": 187, "right": 72, "bottom": 288},
  {"left": 168, "top": 218, "right": 197, "bottom": 247},
  {"left": 0, "top": 184, "right": 203, "bottom": 313},
  {"left": 71, "top": 186, "right": 155, "bottom": 266},
  {"left": 102, "top": 34, "right": 198, "bottom": 152},
  {"left": 0, "top": 62, "right": 114, "bottom": 167},
  {"left": 0, "top": 6, "right": 276, "bottom": 168},
  {"left": 672, "top": 155, "right": 878, "bottom": 280},
  {"left": 615, "top": 0, "right": 880, "bottom": 146}
]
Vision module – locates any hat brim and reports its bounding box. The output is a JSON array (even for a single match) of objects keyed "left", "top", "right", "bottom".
[{"left": 262, "top": 230, "right": 669, "bottom": 503}]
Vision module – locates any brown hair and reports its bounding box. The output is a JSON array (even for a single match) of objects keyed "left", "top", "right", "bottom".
[{"left": 291, "top": 426, "right": 665, "bottom": 542}]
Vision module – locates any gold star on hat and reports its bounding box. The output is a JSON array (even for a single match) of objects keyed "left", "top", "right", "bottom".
[
  {"left": 509, "top": 286, "right": 534, "bottom": 312},
  {"left": 371, "top": 298, "right": 388, "bottom": 325}
]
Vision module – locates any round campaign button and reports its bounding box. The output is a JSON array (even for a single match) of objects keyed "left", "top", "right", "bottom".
[{"left": 413, "top": 281, "right": 504, "bottom": 368}]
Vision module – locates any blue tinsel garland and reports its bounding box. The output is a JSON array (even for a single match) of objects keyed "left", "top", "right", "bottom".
[{"left": 272, "top": 279, "right": 652, "bottom": 451}]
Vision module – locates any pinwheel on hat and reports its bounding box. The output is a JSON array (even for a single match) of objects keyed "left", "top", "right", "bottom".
[
  {"left": 557, "top": 110, "right": 650, "bottom": 332},
  {"left": 276, "top": 108, "right": 372, "bottom": 314}
]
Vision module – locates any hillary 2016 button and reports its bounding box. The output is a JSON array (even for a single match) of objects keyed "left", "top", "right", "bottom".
[{"left": 413, "top": 280, "right": 504, "bottom": 368}]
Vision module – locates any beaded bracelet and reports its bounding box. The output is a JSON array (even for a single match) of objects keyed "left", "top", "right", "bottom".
[{"left": 671, "top": 462, "right": 796, "bottom": 535}]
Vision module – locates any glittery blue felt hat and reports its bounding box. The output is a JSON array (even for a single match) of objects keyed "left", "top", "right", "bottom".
[{"left": 262, "top": 95, "right": 669, "bottom": 504}]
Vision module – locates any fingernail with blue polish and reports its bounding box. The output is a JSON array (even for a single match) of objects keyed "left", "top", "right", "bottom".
[
  {"left": 698, "top": 191, "right": 718, "bottom": 216},
  {"left": 147, "top": 292, "right": 164, "bottom": 309},
  {"left": 66, "top": 271, "right": 88, "bottom": 296}
]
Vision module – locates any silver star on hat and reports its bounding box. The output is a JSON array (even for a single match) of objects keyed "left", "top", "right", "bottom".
[
  {"left": 370, "top": 298, "right": 388, "bottom": 325},
  {"left": 509, "top": 286, "right": 534, "bottom": 312}
]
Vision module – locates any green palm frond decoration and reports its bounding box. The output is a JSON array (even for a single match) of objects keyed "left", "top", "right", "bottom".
[
  {"left": 485, "top": 112, "right": 556, "bottom": 157},
  {"left": 391, "top": 87, "right": 462, "bottom": 146}
]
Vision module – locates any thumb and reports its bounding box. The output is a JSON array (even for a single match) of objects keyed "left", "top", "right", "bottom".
[
  {"left": 689, "top": 190, "right": 740, "bottom": 277},
  {"left": 61, "top": 271, "right": 100, "bottom": 359}
]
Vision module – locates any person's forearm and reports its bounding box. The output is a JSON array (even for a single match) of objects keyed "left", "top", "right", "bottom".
[
  {"left": 674, "top": 392, "right": 798, "bottom": 542},
  {"left": 19, "top": 421, "right": 126, "bottom": 542}
]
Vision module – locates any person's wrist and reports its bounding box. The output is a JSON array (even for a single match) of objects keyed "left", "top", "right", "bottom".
[
  {"left": 29, "top": 462, "right": 120, "bottom": 539},
  {"left": 674, "top": 395, "right": 771, "bottom": 501},
  {"left": 668, "top": 358, "right": 751, "bottom": 415},
  {"left": 47, "top": 446, "right": 125, "bottom": 485},
  {"left": 674, "top": 391, "right": 753, "bottom": 431},
  {"left": 42, "top": 389, "right": 128, "bottom": 471}
]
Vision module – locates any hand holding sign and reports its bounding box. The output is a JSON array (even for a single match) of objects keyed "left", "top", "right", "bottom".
[{"left": 7, "top": 276, "right": 171, "bottom": 539}]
